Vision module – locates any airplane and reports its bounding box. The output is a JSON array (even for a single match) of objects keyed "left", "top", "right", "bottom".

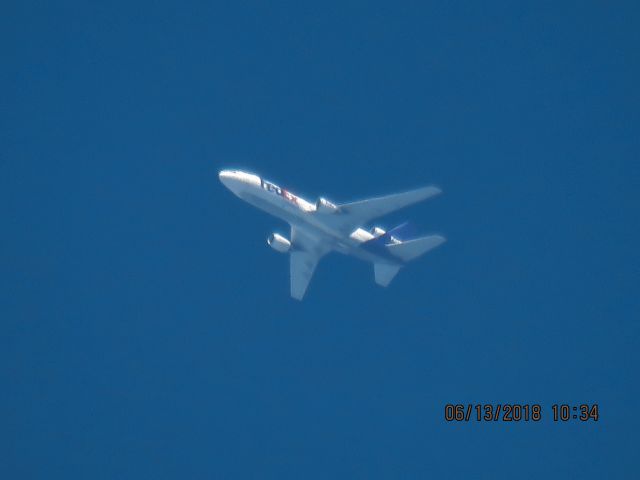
[{"left": 219, "top": 169, "right": 445, "bottom": 300}]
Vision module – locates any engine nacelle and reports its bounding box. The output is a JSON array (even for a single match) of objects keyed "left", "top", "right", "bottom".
[
  {"left": 315, "top": 197, "right": 339, "bottom": 213},
  {"left": 370, "top": 227, "right": 386, "bottom": 238},
  {"left": 267, "top": 233, "right": 291, "bottom": 253}
]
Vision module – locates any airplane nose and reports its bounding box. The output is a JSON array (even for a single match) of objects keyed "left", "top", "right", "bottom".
[
  {"left": 219, "top": 169, "right": 260, "bottom": 192},
  {"left": 219, "top": 170, "right": 235, "bottom": 188}
]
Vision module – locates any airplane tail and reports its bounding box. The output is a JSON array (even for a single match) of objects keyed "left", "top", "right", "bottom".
[
  {"left": 372, "top": 232, "right": 445, "bottom": 287},
  {"left": 386, "top": 234, "right": 446, "bottom": 262}
]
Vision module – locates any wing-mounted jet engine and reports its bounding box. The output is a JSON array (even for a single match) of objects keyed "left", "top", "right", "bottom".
[
  {"left": 315, "top": 197, "right": 340, "bottom": 213},
  {"left": 370, "top": 227, "right": 386, "bottom": 238},
  {"left": 267, "top": 233, "right": 291, "bottom": 253}
]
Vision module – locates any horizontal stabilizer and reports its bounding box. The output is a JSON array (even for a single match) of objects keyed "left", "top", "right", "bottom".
[
  {"left": 374, "top": 263, "right": 402, "bottom": 287},
  {"left": 385, "top": 221, "right": 416, "bottom": 241},
  {"left": 386, "top": 235, "right": 446, "bottom": 262}
]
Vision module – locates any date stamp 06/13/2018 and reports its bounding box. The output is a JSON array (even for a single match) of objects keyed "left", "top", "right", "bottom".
[{"left": 444, "top": 404, "right": 599, "bottom": 423}]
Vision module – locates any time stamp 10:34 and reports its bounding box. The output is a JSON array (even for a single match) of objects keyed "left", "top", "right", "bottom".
[{"left": 444, "top": 404, "right": 599, "bottom": 422}]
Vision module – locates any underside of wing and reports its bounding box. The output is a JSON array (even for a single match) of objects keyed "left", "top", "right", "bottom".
[
  {"left": 289, "top": 226, "right": 329, "bottom": 300},
  {"left": 337, "top": 185, "right": 441, "bottom": 228},
  {"left": 290, "top": 250, "right": 320, "bottom": 300}
]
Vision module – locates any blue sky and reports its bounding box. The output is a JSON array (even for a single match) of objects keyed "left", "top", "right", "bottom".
[{"left": 2, "top": 1, "right": 639, "bottom": 478}]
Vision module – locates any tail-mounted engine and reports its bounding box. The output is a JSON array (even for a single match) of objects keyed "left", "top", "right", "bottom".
[
  {"left": 315, "top": 197, "right": 339, "bottom": 213},
  {"left": 267, "top": 233, "right": 291, "bottom": 253}
]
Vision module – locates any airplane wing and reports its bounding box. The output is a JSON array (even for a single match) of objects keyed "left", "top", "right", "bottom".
[
  {"left": 290, "top": 250, "right": 320, "bottom": 300},
  {"left": 289, "top": 226, "right": 329, "bottom": 300},
  {"left": 338, "top": 186, "right": 441, "bottom": 227}
]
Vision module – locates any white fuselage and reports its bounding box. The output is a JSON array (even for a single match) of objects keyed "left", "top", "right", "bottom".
[{"left": 219, "top": 170, "right": 388, "bottom": 263}]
